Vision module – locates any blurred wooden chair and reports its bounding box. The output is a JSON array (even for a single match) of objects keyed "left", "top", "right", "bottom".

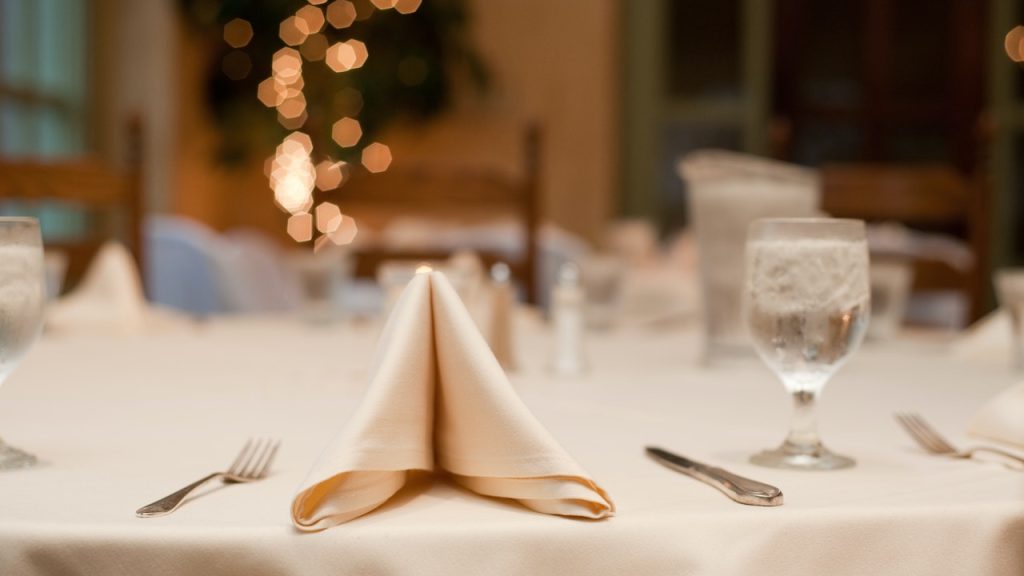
[
  {"left": 330, "top": 121, "right": 541, "bottom": 303},
  {"left": 820, "top": 163, "right": 989, "bottom": 322},
  {"left": 0, "top": 123, "right": 143, "bottom": 293}
]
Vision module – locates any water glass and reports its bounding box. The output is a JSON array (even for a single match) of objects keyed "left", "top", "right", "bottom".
[
  {"left": 578, "top": 254, "right": 625, "bottom": 330},
  {"left": 290, "top": 249, "right": 352, "bottom": 324},
  {"left": 744, "top": 218, "right": 870, "bottom": 470},
  {"left": 680, "top": 151, "right": 819, "bottom": 361},
  {"left": 0, "top": 218, "right": 46, "bottom": 470},
  {"left": 867, "top": 258, "right": 913, "bottom": 340}
]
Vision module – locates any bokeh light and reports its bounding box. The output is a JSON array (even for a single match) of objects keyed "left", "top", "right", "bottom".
[
  {"left": 287, "top": 213, "right": 314, "bottom": 242},
  {"left": 361, "top": 142, "right": 392, "bottom": 173},
  {"left": 1006, "top": 26, "right": 1024, "bottom": 62},
  {"left": 223, "top": 18, "right": 254, "bottom": 48},
  {"left": 370, "top": 0, "right": 397, "bottom": 10},
  {"left": 295, "top": 5, "right": 325, "bottom": 34},
  {"left": 395, "top": 0, "right": 421, "bottom": 14},
  {"left": 315, "top": 202, "right": 343, "bottom": 233},
  {"left": 300, "top": 33, "right": 329, "bottom": 61},
  {"left": 354, "top": 0, "right": 376, "bottom": 20},
  {"left": 278, "top": 93, "right": 307, "bottom": 119},
  {"left": 326, "top": 0, "right": 357, "bottom": 29},
  {"left": 279, "top": 17, "right": 309, "bottom": 46},
  {"left": 332, "top": 117, "right": 362, "bottom": 147},
  {"left": 328, "top": 214, "right": 358, "bottom": 245},
  {"left": 347, "top": 39, "right": 368, "bottom": 69},
  {"left": 257, "top": 78, "right": 285, "bottom": 107},
  {"left": 333, "top": 87, "right": 364, "bottom": 116},
  {"left": 272, "top": 48, "right": 303, "bottom": 83},
  {"left": 278, "top": 111, "right": 308, "bottom": 130},
  {"left": 326, "top": 41, "right": 357, "bottom": 72},
  {"left": 315, "top": 160, "right": 346, "bottom": 190},
  {"left": 271, "top": 132, "right": 317, "bottom": 215}
]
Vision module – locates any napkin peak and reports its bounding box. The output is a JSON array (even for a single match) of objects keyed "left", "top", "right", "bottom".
[{"left": 46, "top": 242, "right": 148, "bottom": 332}]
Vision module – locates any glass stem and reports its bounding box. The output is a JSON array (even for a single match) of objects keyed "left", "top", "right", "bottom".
[{"left": 784, "top": 389, "right": 822, "bottom": 452}]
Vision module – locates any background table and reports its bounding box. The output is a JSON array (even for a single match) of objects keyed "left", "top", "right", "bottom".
[{"left": 0, "top": 317, "right": 1021, "bottom": 575}]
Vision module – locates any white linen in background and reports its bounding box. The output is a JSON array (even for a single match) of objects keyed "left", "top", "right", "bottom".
[
  {"left": 952, "top": 309, "right": 1012, "bottom": 366},
  {"left": 0, "top": 317, "right": 1021, "bottom": 575},
  {"left": 46, "top": 241, "right": 184, "bottom": 333},
  {"left": 292, "top": 271, "right": 612, "bottom": 529},
  {"left": 970, "top": 382, "right": 1024, "bottom": 449}
]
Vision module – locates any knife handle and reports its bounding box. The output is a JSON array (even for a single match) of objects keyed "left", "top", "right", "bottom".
[
  {"left": 646, "top": 446, "right": 784, "bottom": 507},
  {"left": 698, "top": 465, "right": 783, "bottom": 506}
]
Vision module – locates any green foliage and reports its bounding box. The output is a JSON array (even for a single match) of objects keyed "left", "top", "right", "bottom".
[{"left": 177, "top": 0, "right": 486, "bottom": 165}]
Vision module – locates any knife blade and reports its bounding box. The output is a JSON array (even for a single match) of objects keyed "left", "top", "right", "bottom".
[{"left": 646, "top": 446, "right": 784, "bottom": 506}]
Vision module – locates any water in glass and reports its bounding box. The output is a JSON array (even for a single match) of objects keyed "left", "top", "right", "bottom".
[
  {"left": 744, "top": 218, "right": 869, "bottom": 470},
  {"left": 0, "top": 219, "right": 46, "bottom": 470}
]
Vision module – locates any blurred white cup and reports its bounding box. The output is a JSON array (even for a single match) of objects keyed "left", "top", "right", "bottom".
[{"left": 868, "top": 258, "right": 914, "bottom": 340}]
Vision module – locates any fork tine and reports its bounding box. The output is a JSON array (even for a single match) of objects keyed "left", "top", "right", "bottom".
[
  {"left": 895, "top": 413, "right": 938, "bottom": 453},
  {"left": 906, "top": 413, "right": 956, "bottom": 453},
  {"left": 254, "top": 440, "right": 280, "bottom": 479},
  {"left": 242, "top": 438, "right": 270, "bottom": 478},
  {"left": 228, "top": 438, "right": 254, "bottom": 475}
]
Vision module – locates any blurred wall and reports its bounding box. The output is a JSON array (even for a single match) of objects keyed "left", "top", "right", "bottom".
[
  {"left": 112, "top": 0, "right": 619, "bottom": 244},
  {"left": 93, "top": 0, "right": 176, "bottom": 214},
  {"left": 464, "top": 0, "right": 619, "bottom": 242}
]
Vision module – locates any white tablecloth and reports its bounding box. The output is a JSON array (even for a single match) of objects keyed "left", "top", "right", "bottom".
[{"left": 0, "top": 317, "right": 1022, "bottom": 575}]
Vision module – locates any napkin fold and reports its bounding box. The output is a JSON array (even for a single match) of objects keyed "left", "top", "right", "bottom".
[
  {"left": 969, "top": 382, "right": 1024, "bottom": 449},
  {"left": 47, "top": 242, "right": 181, "bottom": 333},
  {"left": 291, "top": 270, "right": 613, "bottom": 530}
]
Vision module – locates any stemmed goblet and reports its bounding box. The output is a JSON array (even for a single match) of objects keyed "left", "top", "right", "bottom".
[
  {"left": 0, "top": 218, "right": 46, "bottom": 470},
  {"left": 744, "top": 218, "right": 870, "bottom": 470}
]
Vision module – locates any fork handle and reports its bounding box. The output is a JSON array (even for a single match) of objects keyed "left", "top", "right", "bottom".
[
  {"left": 136, "top": 473, "right": 224, "bottom": 517},
  {"left": 967, "top": 446, "right": 1024, "bottom": 467}
]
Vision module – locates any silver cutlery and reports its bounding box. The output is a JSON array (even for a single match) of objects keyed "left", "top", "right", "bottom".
[
  {"left": 136, "top": 438, "right": 280, "bottom": 517},
  {"left": 645, "top": 446, "right": 784, "bottom": 506},
  {"left": 894, "top": 412, "right": 1024, "bottom": 468}
]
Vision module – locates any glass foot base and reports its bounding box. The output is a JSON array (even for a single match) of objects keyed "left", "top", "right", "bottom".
[
  {"left": 750, "top": 443, "right": 855, "bottom": 471},
  {"left": 0, "top": 444, "right": 38, "bottom": 471}
]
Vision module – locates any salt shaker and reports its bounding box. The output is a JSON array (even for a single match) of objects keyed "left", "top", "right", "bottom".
[
  {"left": 487, "top": 262, "right": 516, "bottom": 371},
  {"left": 550, "top": 262, "right": 587, "bottom": 376}
]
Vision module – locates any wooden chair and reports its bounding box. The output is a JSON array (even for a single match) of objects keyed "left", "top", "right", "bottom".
[
  {"left": 820, "top": 163, "right": 989, "bottom": 321},
  {"left": 328, "top": 122, "right": 541, "bottom": 303},
  {"left": 0, "top": 122, "right": 144, "bottom": 292}
]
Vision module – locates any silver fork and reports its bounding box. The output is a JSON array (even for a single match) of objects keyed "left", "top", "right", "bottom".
[
  {"left": 894, "top": 413, "right": 1024, "bottom": 468},
  {"left": 136, "top": 438, "right": 280, "bottom": 517}
]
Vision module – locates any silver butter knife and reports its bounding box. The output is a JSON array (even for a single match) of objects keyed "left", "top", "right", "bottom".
[{"left": 646, "top": 446, "right": 784, "bottom": 507}]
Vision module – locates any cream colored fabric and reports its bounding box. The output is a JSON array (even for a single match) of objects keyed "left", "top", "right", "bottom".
[
  {"left": 969, "top": 382, "right": 1024, "bottom": 449},
  {"left": 0, "top": 319, "right": 1022, "bottom": 575},
  {"left": 46, "top": 242, "right": 184, "bottom": 333},
  {"left": 951, "top": 309, "right": 1011, "bottom": 366},
  {"left": 291, "top": 271, "right": 613, "bottom": 530}
]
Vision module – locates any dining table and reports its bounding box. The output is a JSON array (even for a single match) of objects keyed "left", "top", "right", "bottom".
[{"left": 0, "top": 314, "right": 1021, "bottom": 575}]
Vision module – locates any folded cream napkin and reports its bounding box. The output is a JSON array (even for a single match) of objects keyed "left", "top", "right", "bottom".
[
  {"left": 950, "top": 310, "right": 1010, "bottom": 366},
  {"left": 969, "top": 382, "right": 1024, "bottom": 449},
  {"left": 291, "top": 270, "right": 613, "bottom": 530},
  {"left": 47, "top": 242, "right": 182, "bottom": 333}
]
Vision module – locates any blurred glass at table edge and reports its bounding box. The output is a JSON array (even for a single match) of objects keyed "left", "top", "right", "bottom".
[
  {"left": 744, "top": 218, "right": 870, "bottom": 470},
  {"left": 288, "top": 247, "right": 353, "bottom": 325},
  {"left": 0, "top": 218, "right": 46, "bottom": 470},
  {"left": 43, "top": 250, "right": 68, "bottom": 301},
  {"left": 577, "top": 254, "right": 625, "bottom": 331},
  {"left": 994, "top": 268, "right": 1024, "bottom": 371},
  {"left": 679, "top": 151, "right": 820, "bottom": 363},
  {"left": 867, "top": 257, "right": 914, "bottom": 341}
]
